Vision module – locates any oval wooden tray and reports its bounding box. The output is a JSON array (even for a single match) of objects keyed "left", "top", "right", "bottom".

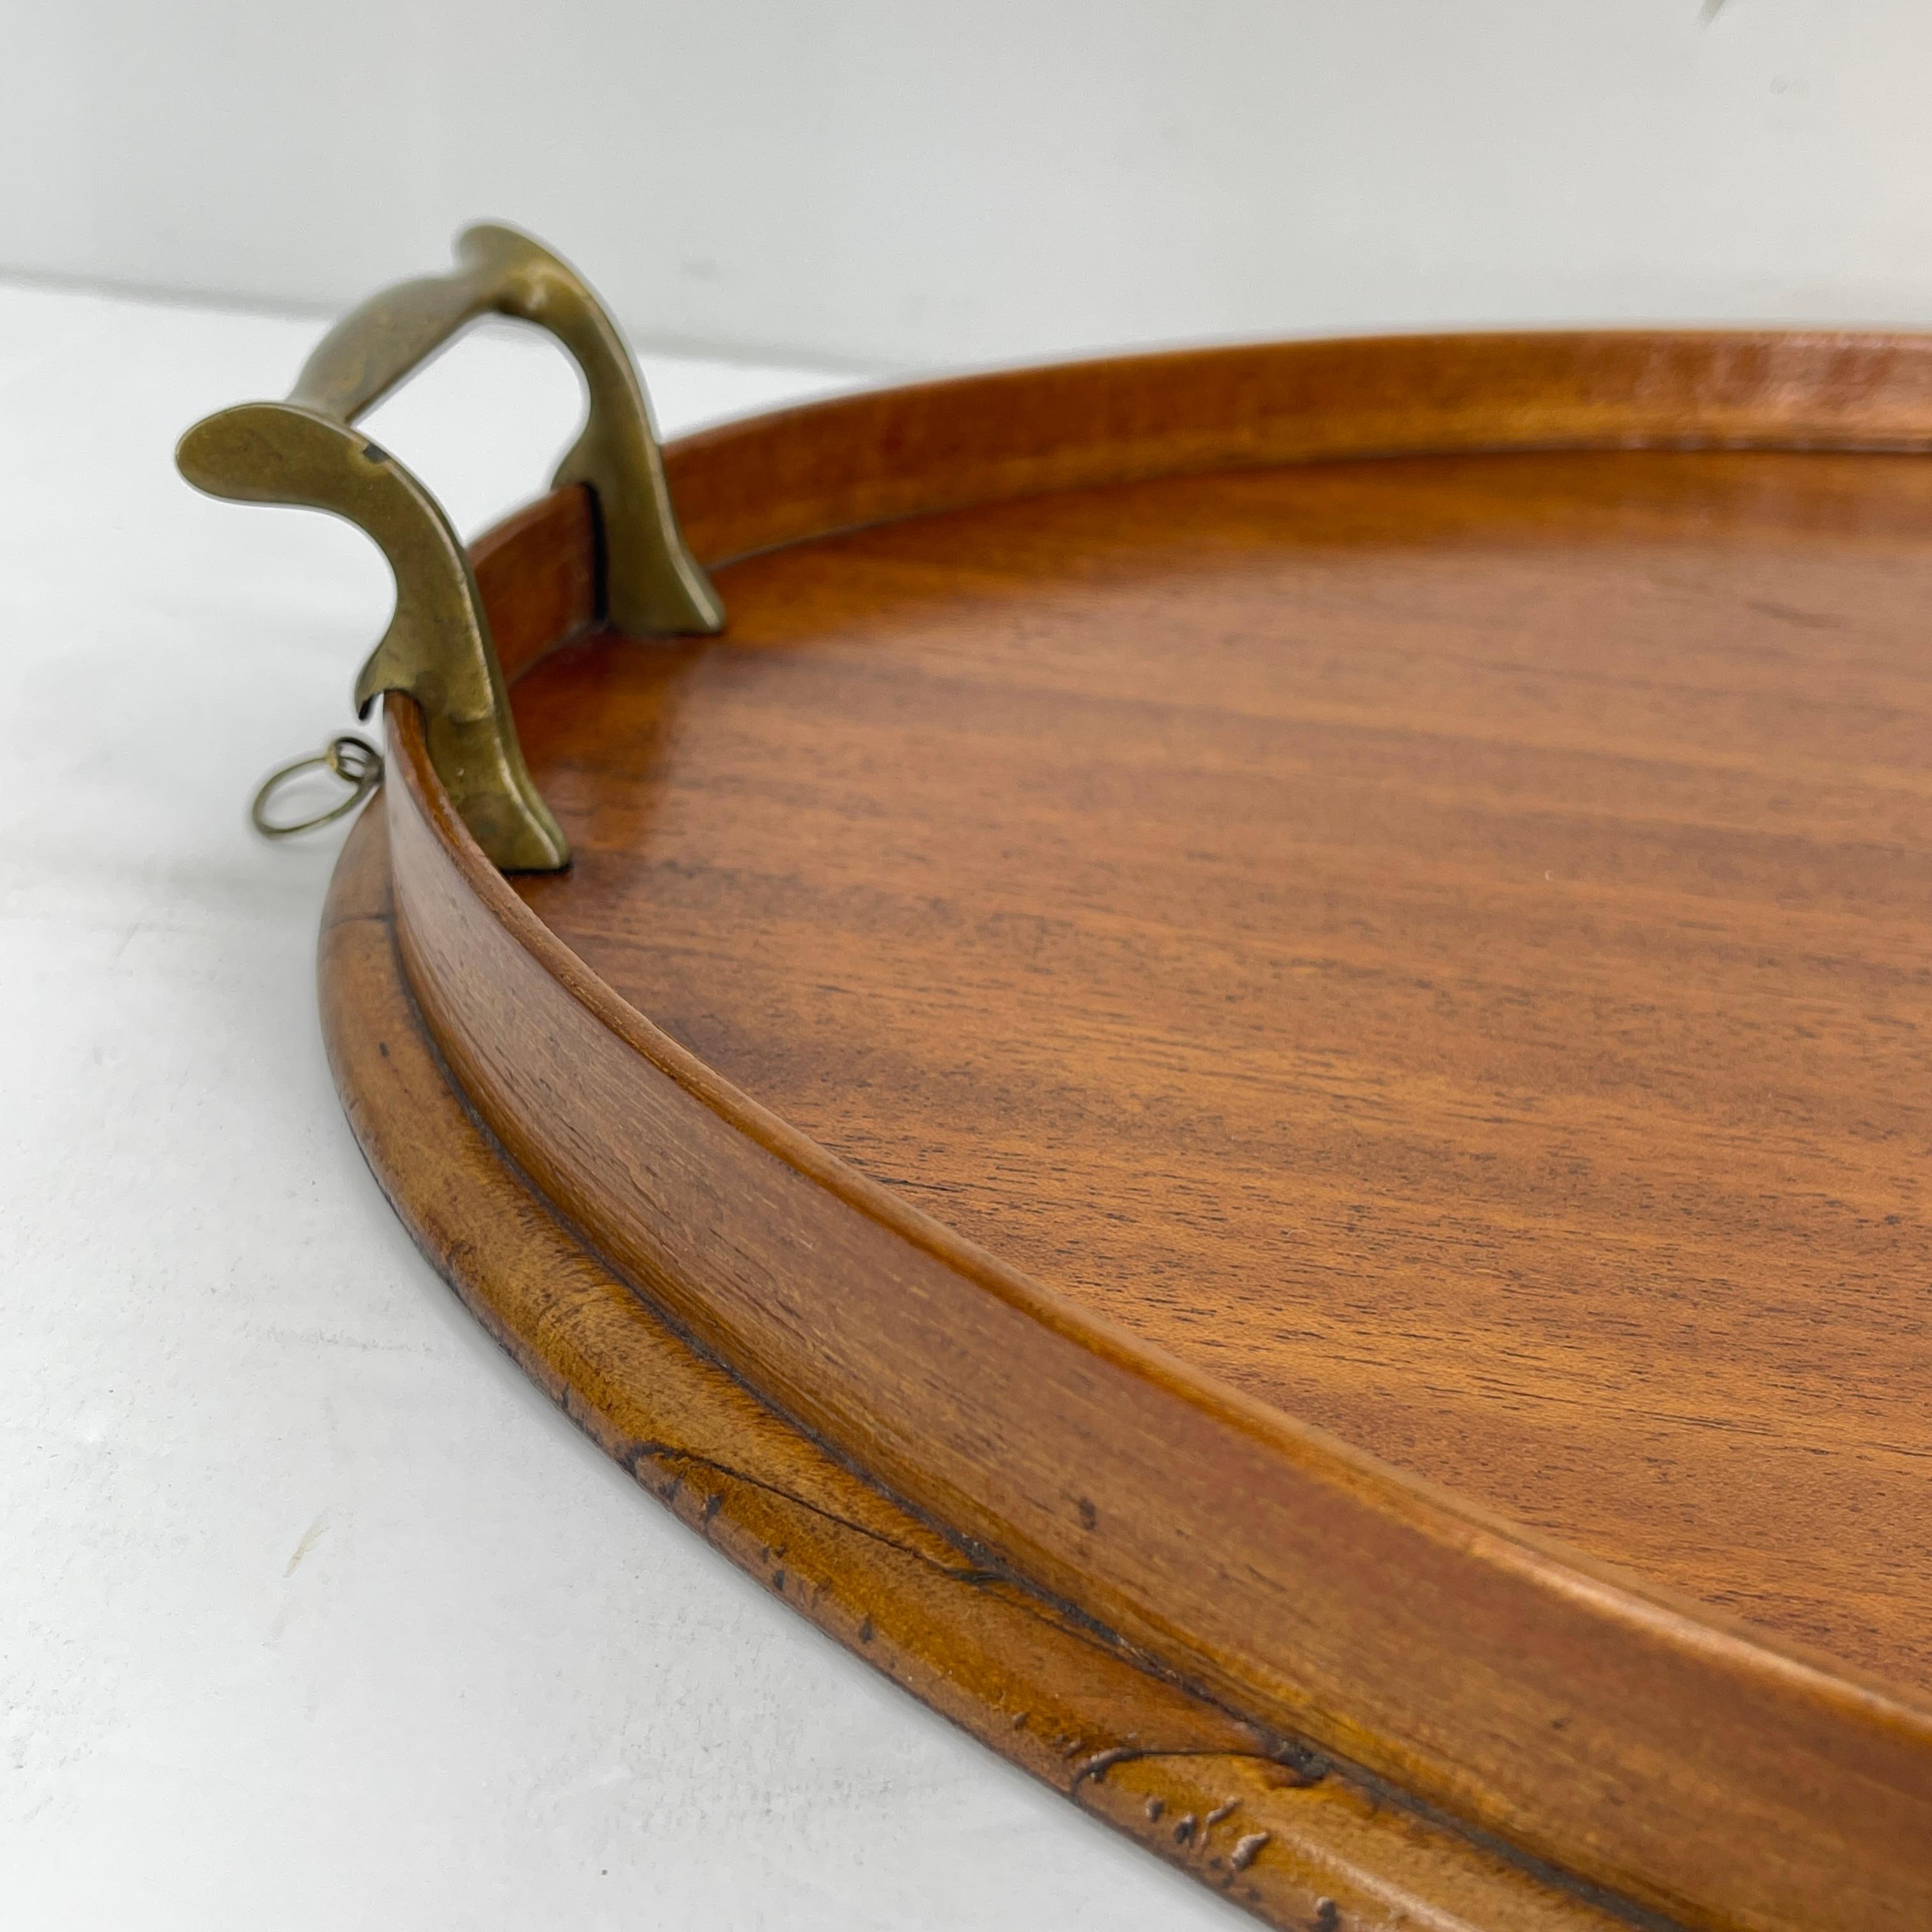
[{"left": 322, "top": 329, "right": 1932, "bottom": 1932}]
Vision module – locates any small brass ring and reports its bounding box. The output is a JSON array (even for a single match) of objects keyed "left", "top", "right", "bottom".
[{"left": 250, "top": 733, "right": 384, "bottom": 839}]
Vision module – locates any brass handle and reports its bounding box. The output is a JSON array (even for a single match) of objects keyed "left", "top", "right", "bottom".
[{"left": 176, "top": 223, "right": 724, "bottom": 871}]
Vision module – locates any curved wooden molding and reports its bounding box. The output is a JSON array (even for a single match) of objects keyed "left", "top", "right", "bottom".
[{"left": 323, "top": 802, "right": 1637, "bottom": 1932}]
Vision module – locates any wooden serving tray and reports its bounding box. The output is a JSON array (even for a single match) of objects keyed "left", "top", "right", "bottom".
[{"left": 188, "top": 235, "right": 1932, "bottom": 1932}]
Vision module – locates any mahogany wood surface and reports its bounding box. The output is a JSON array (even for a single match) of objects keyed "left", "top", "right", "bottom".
[
  {"left": 514, "top": 448, "right": 1932, "bottom": 1700},
  {"left": 323, "top": 802, "right": 1637, "bottom": 1932},
  {"left": 360, "top": 334, "right": 1932, "bottom": 1932}
]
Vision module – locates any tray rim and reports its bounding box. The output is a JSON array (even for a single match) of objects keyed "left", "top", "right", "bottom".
[
  {"left": 321, "top": 797, "right": 1643, "bottom": 1932},
  {"left": 359, "top": 327, "right": 1932, "bottom": 1932}
]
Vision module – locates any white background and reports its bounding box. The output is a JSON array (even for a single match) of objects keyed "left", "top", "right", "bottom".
[
  {"left": 4, "top": 1, "right": 1932, "bottom": 367},
  {"left": 4, "top": 6, "right": 1923, "bottom": 1926}
]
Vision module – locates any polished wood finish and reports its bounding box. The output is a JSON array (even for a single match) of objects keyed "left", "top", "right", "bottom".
[
  {"left": 323, "top": 802, "right": 1634, "bottom": 1932},
  {"left": 514, "top": 447, "right": 1932, "bottom": 1701},
  {"left": 473, "top": 483, "right": 595, "bottom": 682},
  {"left": 340, "top": 334, "right": 1932, "bottom": 1932},
  {"left": 661, "top": 328, "right": 1932, "bottom": 567}
]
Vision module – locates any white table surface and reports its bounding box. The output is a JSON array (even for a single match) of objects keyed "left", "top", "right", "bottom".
[{"left": 0, "top": 282, "right": 1245, "bottom": 1931}]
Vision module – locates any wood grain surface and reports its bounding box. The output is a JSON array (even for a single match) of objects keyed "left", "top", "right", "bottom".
[
  {"left": 358, "top": 334, "right": 1932, "bottom": 1932},
  {"left": 323, "top": 801, "right": 1641, "bottom": 1932},
  {"left": 512, "top": 447, "right": 1932, "bottom": 1702}
]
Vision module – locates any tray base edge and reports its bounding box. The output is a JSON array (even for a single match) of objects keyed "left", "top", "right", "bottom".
[{"left": 316, "top": 792, "right": 1645, "bottom": 1932}]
